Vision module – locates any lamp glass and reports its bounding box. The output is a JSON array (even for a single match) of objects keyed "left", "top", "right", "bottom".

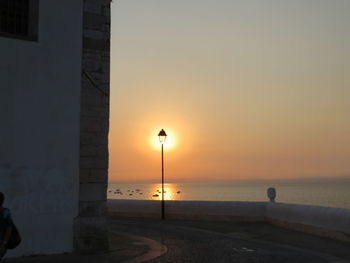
[{"left": 158, "top": 129, "right": 167, "bottom": 144}]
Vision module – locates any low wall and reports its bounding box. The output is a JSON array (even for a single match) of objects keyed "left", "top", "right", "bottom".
[
  {"left": 108, "top": 199, "right": 350, "bottom": 242},
  {"left": 266, "top": 202, "right": 350, "bottom": 242},
  {"left": 108, "top": 200, "right": 266, "bottom": 221}
]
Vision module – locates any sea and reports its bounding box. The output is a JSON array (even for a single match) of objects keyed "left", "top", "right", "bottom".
[{"left": 108, "top": 178, "right": 350, "bottom": 210}]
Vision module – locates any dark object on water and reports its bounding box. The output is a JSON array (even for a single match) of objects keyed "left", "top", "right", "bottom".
[
  {"left": 152, "top": 194, "right": 159, "bottom": 197},
  {"left": 177, "top": 191, "right": 181, "bottom": 194}
]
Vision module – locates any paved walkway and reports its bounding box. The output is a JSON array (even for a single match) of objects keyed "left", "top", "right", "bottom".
[{"left": 3, "top": 218, "right": 350, "bottom": 263}]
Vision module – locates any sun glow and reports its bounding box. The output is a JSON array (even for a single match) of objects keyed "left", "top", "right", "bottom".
[{"left": 149, "top": 128, "right": 177, "bottom": 150}]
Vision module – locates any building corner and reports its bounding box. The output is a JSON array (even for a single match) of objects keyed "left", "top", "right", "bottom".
[{"left": 74, "top": 0, "right": 111, "bottom": 253}]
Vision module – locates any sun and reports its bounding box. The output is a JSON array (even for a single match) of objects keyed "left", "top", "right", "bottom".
[{"left": 149, "top": 128, "right": 177, "bottom": 151}]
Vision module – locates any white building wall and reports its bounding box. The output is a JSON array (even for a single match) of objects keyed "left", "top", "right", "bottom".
[{"left": 0, "top": 0, "right": 83, "bottom": 257}]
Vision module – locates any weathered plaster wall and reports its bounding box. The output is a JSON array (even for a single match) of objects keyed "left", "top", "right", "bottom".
[
  {"left": 0, "top": 0, "right": 83, "bottom": 257},
  {"left": 74, "top": 0, "right": 111, "bottom": 253}
]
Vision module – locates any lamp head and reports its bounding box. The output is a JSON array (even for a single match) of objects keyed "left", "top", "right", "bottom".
[{"left": 158, "top": 129, "right": 167, "bottom": 144}]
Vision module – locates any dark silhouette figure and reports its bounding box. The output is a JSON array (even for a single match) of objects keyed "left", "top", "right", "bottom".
[{"left": 0, "top": 192, "right": 13, "bottom": 261}]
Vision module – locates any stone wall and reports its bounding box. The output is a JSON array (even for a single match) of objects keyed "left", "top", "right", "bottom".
[{"left": 74, "top": 0, "right": 111, "bottom": 253}]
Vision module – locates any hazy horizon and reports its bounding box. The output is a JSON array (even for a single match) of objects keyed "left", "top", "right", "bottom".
[
  {"left": 109, "top": 174, "right": 350, "bottom": 185},
  {"left": 109, "top": 1, "right": 350, "bottom": 182}
]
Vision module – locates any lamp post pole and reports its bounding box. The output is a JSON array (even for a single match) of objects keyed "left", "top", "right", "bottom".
[
  {"left": 158, "top": 129, "right": 167, "bottom": 220},
  {"left": 161, "top": 143, "right": 165, "bottom": 220}
]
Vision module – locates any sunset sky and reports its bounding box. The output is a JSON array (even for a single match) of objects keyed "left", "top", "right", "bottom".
[{"left": 109, "top": 0, "right": 350, "bottom": 182}]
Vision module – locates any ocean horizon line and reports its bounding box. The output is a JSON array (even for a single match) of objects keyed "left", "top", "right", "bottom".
[{"left": 108, "top": 174, "right": 350, "bottom": 185}]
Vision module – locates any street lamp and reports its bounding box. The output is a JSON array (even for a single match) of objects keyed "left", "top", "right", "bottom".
[{"left": 158, "top": 129, "right": 167, "bottom": 220}]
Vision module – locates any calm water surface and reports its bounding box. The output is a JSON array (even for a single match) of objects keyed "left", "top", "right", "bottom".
[{"left": 108, "top": 181, "right": 350, "bottom": 209}]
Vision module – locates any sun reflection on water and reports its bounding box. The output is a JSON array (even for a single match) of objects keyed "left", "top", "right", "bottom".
[
  {"left": 107, "top": 183, "right": 182, "bottom": 200},
  {"left": 150, "top": 183, "right": 180, "bottom": 200}
]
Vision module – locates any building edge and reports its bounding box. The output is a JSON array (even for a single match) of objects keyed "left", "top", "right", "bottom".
[{"left": 74, "top": 0, "right": 111, "bottom": 253}]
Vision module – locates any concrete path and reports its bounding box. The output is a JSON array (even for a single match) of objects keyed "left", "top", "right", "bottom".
[
  {"left": 110, "top": 231, "right": 167, "bottom": 263},
  {"left": 2, "top": 218, "right": 350, "bottom": 263}
]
